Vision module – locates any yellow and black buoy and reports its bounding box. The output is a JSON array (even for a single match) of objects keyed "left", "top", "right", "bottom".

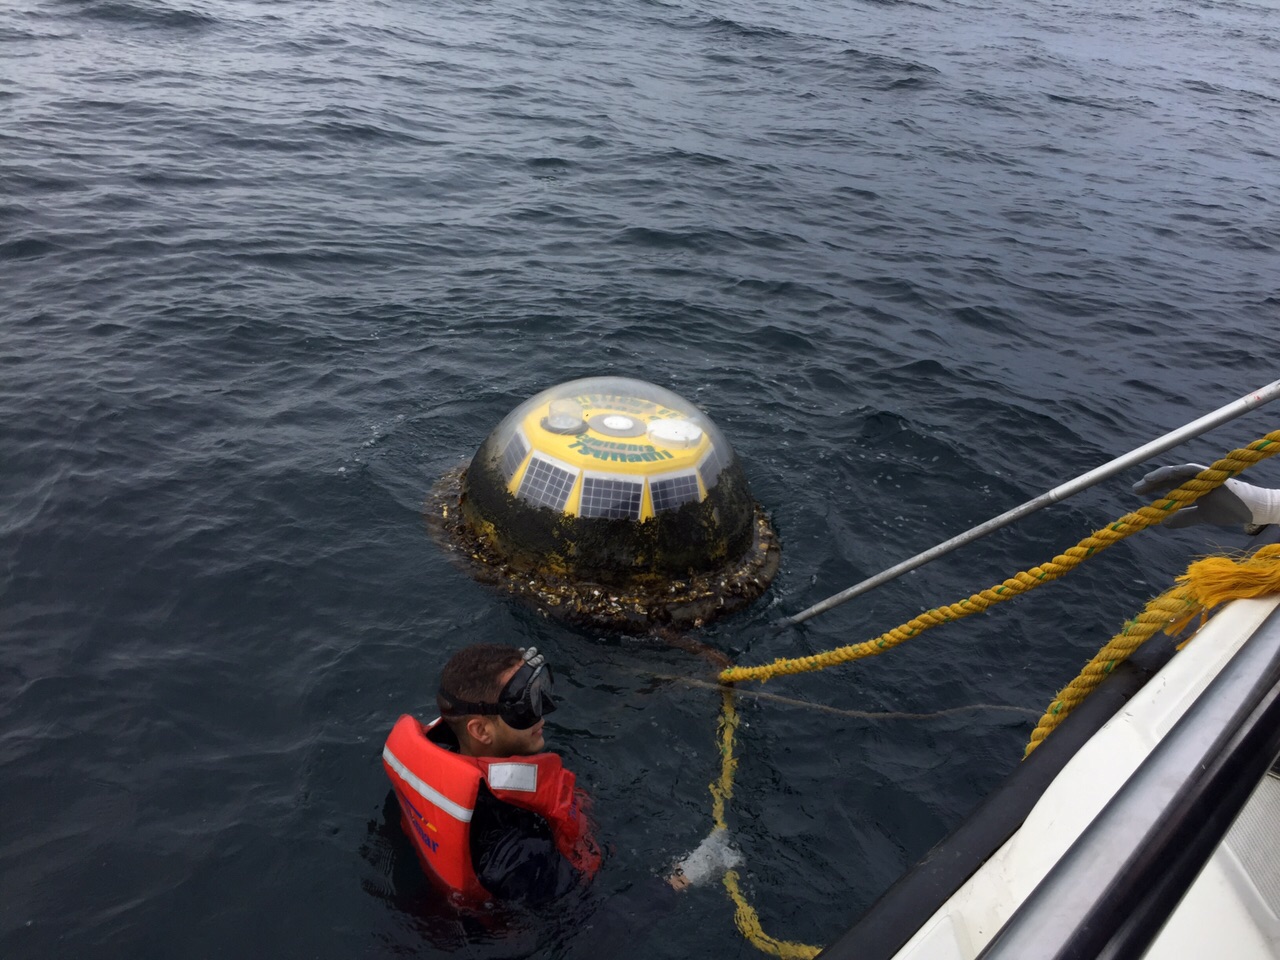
[{"left": 429, "top": 376, "right": 779, "bottom": 632}]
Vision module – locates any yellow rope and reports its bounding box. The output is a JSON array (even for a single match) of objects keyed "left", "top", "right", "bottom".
[
  {"left": 1025, "top": 542, "right": 1280, "bottom": 756},
  {"left": 710, "top": 687, "right": 738, "bottom": 832},
  {"left": 712, "top": 688, "right": 822, "bottom": 960},
  {"left": 715, "top": 543, "right": 1280, "bottom": 957},
  {"left": 720, "top": 432, "right": 1280, "bottom": 685},
  {"left": 710, "top": 430, "right": 1280, "bottom": 957}
]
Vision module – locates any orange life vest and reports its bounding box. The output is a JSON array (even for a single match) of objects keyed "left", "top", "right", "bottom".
[{"left": 382, "top": 714, "right": 601, "bottom": 902}]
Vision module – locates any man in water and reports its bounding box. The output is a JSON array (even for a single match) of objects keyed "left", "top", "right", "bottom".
[
  {"left": 383, "top": 643, "right": 599, "bottom": 904},
  {"left": 382, "top": 642, "right": 740, "bottom": 906}
]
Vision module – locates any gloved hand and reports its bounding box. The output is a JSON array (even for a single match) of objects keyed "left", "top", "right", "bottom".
[
  {"left": 1133, "top": 463, "right": 1280, "bottom": 528},
  {"left": 667, "top": 826, "right": 743, "bottom": 890}
]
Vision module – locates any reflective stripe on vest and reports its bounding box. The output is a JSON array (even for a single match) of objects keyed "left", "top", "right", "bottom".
[{"left": 382, "top": 743, "right": 474, "bottom": 823}]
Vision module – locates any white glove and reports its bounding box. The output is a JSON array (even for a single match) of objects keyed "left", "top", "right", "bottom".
[
  {"left": 669, "top": 827, "right": 743, "bottom": 888},
  {"left": 1133, "top": 463, "right": 1280, "bottom": 528}
]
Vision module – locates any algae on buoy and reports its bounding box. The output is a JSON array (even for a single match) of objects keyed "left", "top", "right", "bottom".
[{"left": 429, "top": 376, "right": 779, "bottom": 632}]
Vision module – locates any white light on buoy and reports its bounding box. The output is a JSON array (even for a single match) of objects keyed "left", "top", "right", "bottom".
[{"left": 647, "top": 419, "right": 703, "bottom": 449}]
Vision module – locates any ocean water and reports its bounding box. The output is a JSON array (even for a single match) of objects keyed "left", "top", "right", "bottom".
[{"left": 2, "top": 0, "right": 1278, "bottom": 956}]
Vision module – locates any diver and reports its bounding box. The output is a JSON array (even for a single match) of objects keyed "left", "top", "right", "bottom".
[
  {"left": 1133, "top": 464, "right": 1280, "bottom": 529},
  {"left": 383, "top": 643, "right": 598, "bottom": 905},
  {"left": 382, "top": 643, "right": 739, "bottom": 907}
]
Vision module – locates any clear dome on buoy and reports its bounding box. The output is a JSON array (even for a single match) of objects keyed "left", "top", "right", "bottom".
[
  {"left": 479, "top": 378, "right": 735, "bottom": 522},
  {"left": 429, "top": 376, "right": 779, "bottom": 632}
]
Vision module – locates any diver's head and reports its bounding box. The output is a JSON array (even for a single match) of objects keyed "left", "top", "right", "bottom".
[{"left": 438, "top": 644, "right": 557, "bottom": 757}]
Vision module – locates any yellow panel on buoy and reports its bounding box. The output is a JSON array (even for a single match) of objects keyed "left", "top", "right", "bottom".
[{"left": 490, "top": 381, "right": 730, "bottom": 522}]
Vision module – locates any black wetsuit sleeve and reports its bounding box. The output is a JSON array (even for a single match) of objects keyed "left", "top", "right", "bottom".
[{"left": 470, "top": 783, "right": 580, "bottom": 905}]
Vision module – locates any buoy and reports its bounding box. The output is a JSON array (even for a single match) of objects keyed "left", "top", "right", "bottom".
[{"left": 429, "top": 377, "right": 779, "bottom": 632}]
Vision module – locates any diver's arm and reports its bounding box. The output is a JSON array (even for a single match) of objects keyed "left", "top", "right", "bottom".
[
  {"left": 470, "top": 786, "right": 580, "bottom": 906},
  {"left": 475, "top": 825, "right": 580, "bottom": 905},
  {"left": 666, "top": 826, "right": 742, "bottom": 890},
  {"left": 571, "top": 827, "right": 742, "bottom": 954}
]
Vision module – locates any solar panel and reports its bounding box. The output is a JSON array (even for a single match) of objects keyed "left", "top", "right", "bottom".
[
  {"left": 579, "top": 475, "right": 643, "bottom": 520},
  {"left": 517, "top": 455, "right": 577, "bottom": 510},
  {"left": 698, "top": 446, "right": 724, "bottom": 489},
  {"left": 501, "top": 430, "right": 529, "bottom": 482},
  {"left": 650, "top": 472, "right": 701, "bottom": 513}
]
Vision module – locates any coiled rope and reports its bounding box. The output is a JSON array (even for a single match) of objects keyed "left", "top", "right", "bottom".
[
  {"left": 720, "top": 432, "right": 1280, "bottom": 686},
  {"left": 1025, "top": 542, "right": 1280, "bottom": 756},
  {"left": 709, "top": 429, "right": 1280, "bottom": 958}
]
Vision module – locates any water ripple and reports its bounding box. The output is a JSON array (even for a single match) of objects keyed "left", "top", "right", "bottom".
[{"left": 2, "top": 0, "right": 1279, "bottom": 956}]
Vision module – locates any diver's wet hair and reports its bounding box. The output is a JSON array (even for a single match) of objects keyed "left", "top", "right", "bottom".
[{"left": 437, "top": 644, "right": 524, "bottom": 720}]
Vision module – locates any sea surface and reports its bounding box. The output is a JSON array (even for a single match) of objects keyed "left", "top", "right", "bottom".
[{"left": 3, "top": 0, "right": 1279, "bottom": 956}]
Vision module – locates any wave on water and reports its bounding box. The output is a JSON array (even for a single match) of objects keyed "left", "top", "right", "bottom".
[
  {"left": 49, "top": 0, "right": 222, "bottom": 30},
  {"left": 3, "top": 0, "right": 1279, "bottom": 956}
]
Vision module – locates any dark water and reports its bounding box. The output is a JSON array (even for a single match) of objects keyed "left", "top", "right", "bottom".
[{"left": 3, "top": 0, "right": 1278, "bottom": 956}]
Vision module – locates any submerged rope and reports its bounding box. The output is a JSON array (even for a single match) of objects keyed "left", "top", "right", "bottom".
[
  {"left": 720, "top": 431, "right": 1280, "bottom": 686},
  {"left": 712, "top": 688, "right": 822, "bottom": 960},
  {"left": 1025, "top": 542, "right": 1280, "bottom": 755}
]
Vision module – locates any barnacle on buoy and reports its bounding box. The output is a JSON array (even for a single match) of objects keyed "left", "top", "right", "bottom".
[{"left": 428, "top": 376, "right": 779, "bottom": 632}]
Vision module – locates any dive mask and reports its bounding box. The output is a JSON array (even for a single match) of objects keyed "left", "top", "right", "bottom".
[{"left": 440, "top": 647, "right": 557, "bottom": 731}]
